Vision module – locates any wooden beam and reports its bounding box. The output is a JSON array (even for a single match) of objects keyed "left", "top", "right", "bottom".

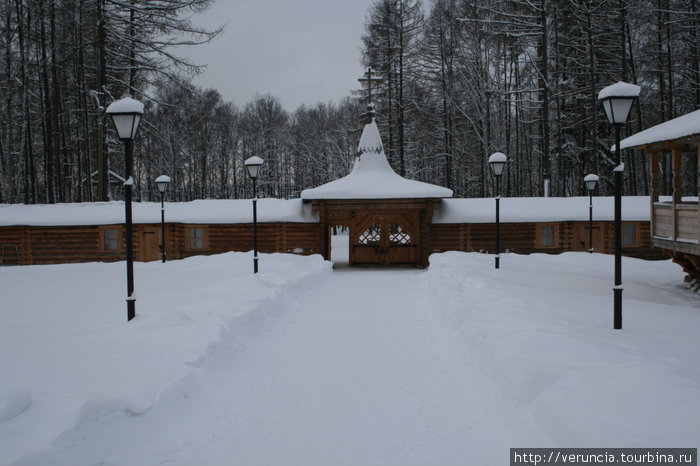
[
  {"left": 648, "top": 149, "right": 659, "bottom": 203},
  {"left": 697, "top": 146, "right": 700, "bottom": 244}
]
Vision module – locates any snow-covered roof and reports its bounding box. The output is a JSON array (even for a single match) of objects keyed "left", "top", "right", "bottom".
[
  {"left": 0, "top": 199, "right": 318, "bottom": 226},
  {"left": 0, "top": 196, "right": 661, "bottom": 227},
  {"left": 620, "top": 109, "right": 700, "bottom": 150},
  {"left": 301, "top": 118, "right": 453, "bottom": 200}
]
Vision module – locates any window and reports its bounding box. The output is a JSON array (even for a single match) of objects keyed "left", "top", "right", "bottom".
[
  {"left": 189, "top": 227, "right": 205, "bottom": 250},
  {"left": 104, "top": 228, "right": 119, "bottom": 251},
  {"left": 622, "top": 223, "right": 637, "bottom": 246},
  {"left": 538, "top": 225, "right": 556, "bottom": 247}
]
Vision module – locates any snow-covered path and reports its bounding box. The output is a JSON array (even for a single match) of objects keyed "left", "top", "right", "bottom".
[{"left": 38, "top": 268, "right": 528, "bottom": 465}]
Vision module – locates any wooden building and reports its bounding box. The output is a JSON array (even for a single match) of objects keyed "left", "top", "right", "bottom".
[
  {"left": 0, "top": 200, "right": 319, "bottom": 266},
  {"left": 301, "top": 114, "right": 452, "bottom": 267},
  {"left": 431, "top": 197, "right": 659, "bottom": 260},
  {"left": 620, "top": 109, "right": 700, "bottom": 279},
  {"left": 0, "top": 196, "right": 660, "bottom": 266}
]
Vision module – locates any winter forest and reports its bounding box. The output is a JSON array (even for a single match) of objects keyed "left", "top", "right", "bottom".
[{"left": 1, "top": 0, "right": 699, "bottom": 205}]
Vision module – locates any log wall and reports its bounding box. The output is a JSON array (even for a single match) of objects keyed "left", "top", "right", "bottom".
[
  {"left": 0, "top": 223, "right": 320, "bottom": 265},
  {"left": 0, "top": 219, "right": 664, "bottom": 266},
  {"left": 431, "top": 221, "right": 665, "bottom": 260}
]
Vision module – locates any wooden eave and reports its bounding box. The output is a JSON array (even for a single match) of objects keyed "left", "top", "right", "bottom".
[
  {"left": 310, "top": 198, "right": 445, "bottom": 212},
  {"left": 635, "top": 134, "right": 700, "bottom": 153}
]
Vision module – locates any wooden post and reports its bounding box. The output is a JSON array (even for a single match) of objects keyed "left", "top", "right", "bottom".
[
  {"left": 649, "top": 149, "right": 659, "bottom": 238},
  {"left": 672, "top": 148, "right": 683, "bottom": 240},
  {"left": 697, "top": 146, "right": 700, "bottom": 243}
]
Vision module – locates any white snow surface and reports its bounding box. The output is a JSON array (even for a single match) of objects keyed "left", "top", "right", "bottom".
[
  {"left": 598, "top": 81, "right": 641, "bottom": 99},
  {"left": 433, "top": 196, "right": 652, "bottom": 223},
  {"left": 620, "top": 109, "right": 700, "bottom": 150},
  {"left": 301, "top": 119, "right": 453, "bottom": 200},
  {"left": 0, "top": 198, "right": 318, "bottom": 226},
  {"left": 1, "top": 244, "right": 699, "bottom": 464},
  {"left": 105, "top": 96, "right": 144, "bottom": 115},
  {"left": 1, "top": 196, "right": 660, "bottom": 227}
]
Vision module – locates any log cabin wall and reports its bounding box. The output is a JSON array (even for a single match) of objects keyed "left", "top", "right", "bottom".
[
  {"left": 0, "top": 222, "right": 320, "bottom": 265},
  {"left": 431, "top": 220, "right": 664, "bottom": 260},
  {"left": 0, "top": 216, "right": 663, "bottom": 266}
]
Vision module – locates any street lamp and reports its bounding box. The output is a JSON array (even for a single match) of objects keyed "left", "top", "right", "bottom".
[
  {"left": 245, "top": 156, "right": 264, "bottom": 274},
  {"left": 106, "top": 95, "right": 144, "bottom": 321},
  {"left": 584, "top": 174, "right": 599, "bottom": 253},
  {"left": 598, "top": 81, "right": 640, "bottom": 330},
  {"left": 489, "top": 152, "right": 507, "bottom": 270},
  {"left": 155, "top": 175, "right": 170, "bottom": 263}
]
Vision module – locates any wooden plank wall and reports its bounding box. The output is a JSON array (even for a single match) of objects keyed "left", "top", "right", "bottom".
[
  {"left": 0, "top": 223, "right": 320, "bottom": 265},
  {"left": 431, "top": 221, "right": 665, "bottom": 260},
  {"left": 1, "top": 220, "right": 664, "bottom": 266}
]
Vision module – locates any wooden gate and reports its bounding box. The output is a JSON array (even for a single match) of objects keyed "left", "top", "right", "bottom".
[{"left": 351, "top": 212, "right": 418, "bottom": 266}]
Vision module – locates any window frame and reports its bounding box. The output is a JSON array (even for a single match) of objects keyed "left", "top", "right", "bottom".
[
  {"left": 536, "top": 223, "right": 560, "bottom": 248},
  {"left": 186, "top": 226, "right": 209, "bottom": 251},
  {"left": 622, "top": 222, "right": 640, "bottom": 247},
  {"left": 100, "top": 226, "right": 123, "bottom": 252}
]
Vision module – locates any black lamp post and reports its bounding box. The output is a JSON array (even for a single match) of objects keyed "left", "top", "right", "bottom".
[
  {"left": 106, "top": 96, "right": 144, "bottom": 321},
  {"left": 598, "top": 82, "right": 640, "bottom": 330},
  {"left": 156, "top": 175, "right": 170, "bottom": 263},
  {"left": 489, "top": 152, "right": 507, "bottom": 269},
  {"left": 245, "top": 156, "right": 264, "bottom": 274},
  {"left": 584, "top": 174, "right": 599, "bottom": 253}
]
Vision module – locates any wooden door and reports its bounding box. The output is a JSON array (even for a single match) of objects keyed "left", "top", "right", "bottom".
[
  {"left": 351, "top": 213, "right": 418, "bottom": 266},
  {"left": 139, "top": 227, "right": 162, "bottom": 262},
  {"left": 574, "top": 222, "right": 602, "bottom": 253}
]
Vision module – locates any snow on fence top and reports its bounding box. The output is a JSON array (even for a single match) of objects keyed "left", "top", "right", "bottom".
[
  {"left": 0, "top": 196, "right": 658, "bottom": 227},
  {"left": 433, "top": 196, "right": 653, "bottom": 224},
  {"left": 301, "top": 118, "right": 453, "bottom": 200},
  {"left": 619, "top": 109, "right": 700, "bottom": 150}
]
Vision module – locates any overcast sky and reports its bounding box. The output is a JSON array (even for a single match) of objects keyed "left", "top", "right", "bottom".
[{"left": 179, "top": 0, "right": 376, "bottom": 112}]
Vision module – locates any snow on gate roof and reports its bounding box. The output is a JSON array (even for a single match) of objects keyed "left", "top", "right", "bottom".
[{"left": 300, "top": 115, "right": 453, "bottom": 200}]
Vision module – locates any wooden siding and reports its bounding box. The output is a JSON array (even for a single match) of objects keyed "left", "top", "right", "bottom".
[
  {"left": 0, "top": 223, "right": 320, "bottom": 265},
  {"left": 431, "top": 221, "right": 664, "bottom": 260},
  {"left": 1, "top": 219, "right": 663, "bottom": 266}
]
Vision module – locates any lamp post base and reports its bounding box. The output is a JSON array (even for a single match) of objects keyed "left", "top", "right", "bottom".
[
  {"left": 127, "top": 298, "right": 136, "bottom": 321},
  {"left": 613, "top": 286, "right": 623, "bottom": 329},
  {"left": 495, "top": 255, "right": 500, "bottom": 269}
]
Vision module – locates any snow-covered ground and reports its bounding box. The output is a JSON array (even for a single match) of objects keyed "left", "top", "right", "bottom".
[{"left": 1, "top": 240, "right": 698, "bottom": 465}]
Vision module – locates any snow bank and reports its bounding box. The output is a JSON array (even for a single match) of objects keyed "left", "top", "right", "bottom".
[
  {"left": 0, "top": 198, "right": 318, "bottom": 227},
  {"left": 426, "top": 251, "right": 700, "bottom": 447},
  {"left": 0, "top": 252, "right": 331, "bottom": 464}
]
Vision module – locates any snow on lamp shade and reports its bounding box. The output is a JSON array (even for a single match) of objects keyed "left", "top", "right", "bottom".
[
  {"left": 584, "top": 174, "right": 599, "bottom": 192},
  {"left": 245, "top": 156, "right": 264, "bottom": 179},
  {"left": 156, "top": 175, "right": 171, "bottom": 193},
  {"left": 598, "top": 82, "right": 640, "bottom": 125},
  {"left": 488, "top": 152, "right": 507, "bottom": 176},
  {"left": 106, "top": 96, "right": 144, "bottom": 139}
]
